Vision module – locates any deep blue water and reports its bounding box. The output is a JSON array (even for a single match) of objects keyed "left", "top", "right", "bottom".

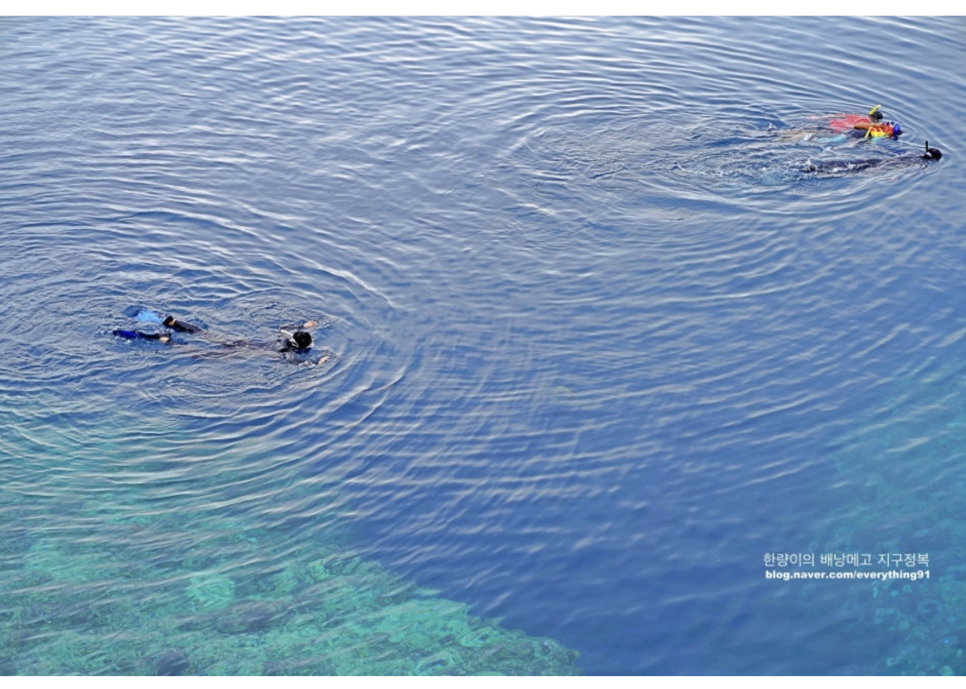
[{"left": 2, "top": 16, "right": 965, "bottom": 676}]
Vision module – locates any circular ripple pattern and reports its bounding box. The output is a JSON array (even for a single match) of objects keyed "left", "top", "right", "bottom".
[{"left": 1, "top": 17, "right": 965, "bottom": 676}]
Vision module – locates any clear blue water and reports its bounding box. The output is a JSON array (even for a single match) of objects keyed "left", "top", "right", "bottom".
[{"left": 1, "top": 16, "right": 965, "bottom": 676}]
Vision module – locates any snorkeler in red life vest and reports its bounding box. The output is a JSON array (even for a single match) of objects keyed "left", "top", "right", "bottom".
[
  {"left": 776, "top": 104, "right": 902, "bottom": 143},
  {"left": 828, "top": 104, "right": 902, "bottom": 139}
]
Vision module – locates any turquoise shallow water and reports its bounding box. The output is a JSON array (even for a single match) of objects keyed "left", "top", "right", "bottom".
[{"left": 1, "top": 16, "right": 966, "bottom": 675}]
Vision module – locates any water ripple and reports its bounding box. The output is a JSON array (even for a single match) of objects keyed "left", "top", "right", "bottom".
[{"left": 2, "top": 16, "right": 964, "bottom": 676}]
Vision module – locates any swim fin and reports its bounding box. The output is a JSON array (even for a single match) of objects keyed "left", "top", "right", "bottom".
[
  {"left": 114, "top": 329, "right": 173, "bottom": 344},
  {"left": 135, "top": 308, "right": 164, "bottom": 324}
]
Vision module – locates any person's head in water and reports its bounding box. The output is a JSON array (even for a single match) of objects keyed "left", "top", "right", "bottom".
[
  {"left": 283, "top": 330, "right": 312, "bottom": 351},
  {"left": 924, "top": 144, "right": 943, "bottom": 161},
  {"left": 293, "top": 331, "right": 312, "bottom": 349},
  {"left": 868, "top": 105, "right": 884, "bottom": 123}
]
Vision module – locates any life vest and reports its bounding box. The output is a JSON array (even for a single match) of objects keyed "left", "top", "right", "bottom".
[
  {"left": 828, "top": 104, "right": 882, "bottom": 133},
  {"left": 864, "top": 121, "right": 901, "bottom": 139},
  {"left": 828, "top": 114, "right": 869, "bottom": 132}
]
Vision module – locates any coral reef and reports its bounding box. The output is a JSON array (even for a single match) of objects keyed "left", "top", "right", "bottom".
[
  {"left": 0, "top": 516, "right": 581, "bottom": 675},
  {"left": 815, "top": 383, "right": 966, "bottom": 676}
]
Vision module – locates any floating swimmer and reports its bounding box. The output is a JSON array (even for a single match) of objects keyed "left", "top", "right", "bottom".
[
  {"left": 113, "top": 309, "right": 329, "bottom": 365},
  {"left": 803, "top": 140, "right": 943, "bottom": 174},
  {"left": 778, "top": 104, "right": 902, "bottom": 143}
]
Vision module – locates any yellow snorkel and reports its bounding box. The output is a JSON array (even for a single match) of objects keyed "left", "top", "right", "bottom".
[{"left": 865, "top": 105, "right": 884, "bottom": 135}]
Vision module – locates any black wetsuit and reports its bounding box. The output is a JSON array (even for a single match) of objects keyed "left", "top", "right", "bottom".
[
  {"left": 804, "top": 149, "right": 942, "bottom": 174},
  {"left": 114, "top": 316, "right": 320, "bottom": 364},
  {"left": 219, "top": 337, "right": 309, "bottom": 354},
  {"left": 216, "top": 330, "right": 319, "bottom": 363},
  {"left": 162, "top": 315, "right": 204, "bottom": 333}
]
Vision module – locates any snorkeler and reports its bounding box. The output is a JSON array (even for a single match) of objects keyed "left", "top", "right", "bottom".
[
  {"left": 778, "top": 104, "right": 901, "bottom": 142},
  {"left": 803, "top": 140, "right": 943, "bottom": 174},
  {"left": 113, "top": 309, "right": 328, "bottom": 365}
]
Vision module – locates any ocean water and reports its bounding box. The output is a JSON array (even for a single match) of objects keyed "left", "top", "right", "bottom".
[{"left": 1, "top": 16, "right": 965, "bottom": 676}]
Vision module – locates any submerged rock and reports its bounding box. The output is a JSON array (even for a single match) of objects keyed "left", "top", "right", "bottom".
[
  {"left": 916, "top": 598, "right": 942, "bottom": 622},
  {"left": 155, "top": 649, "right": 190, "bottom": 676},
  {"left": 215, "top": 598, "right": 289, "bottom": 635}
]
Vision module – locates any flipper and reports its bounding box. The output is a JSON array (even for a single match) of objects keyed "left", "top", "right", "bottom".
[
  {"left": 135, "top": 308, "right": 164, "bottom": 324},
  {"left": 123, "top": 305, "right": 164, "bottom": 323},
  {"left": 113, "top": 329, "right": 171, "bottom": 343}
]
